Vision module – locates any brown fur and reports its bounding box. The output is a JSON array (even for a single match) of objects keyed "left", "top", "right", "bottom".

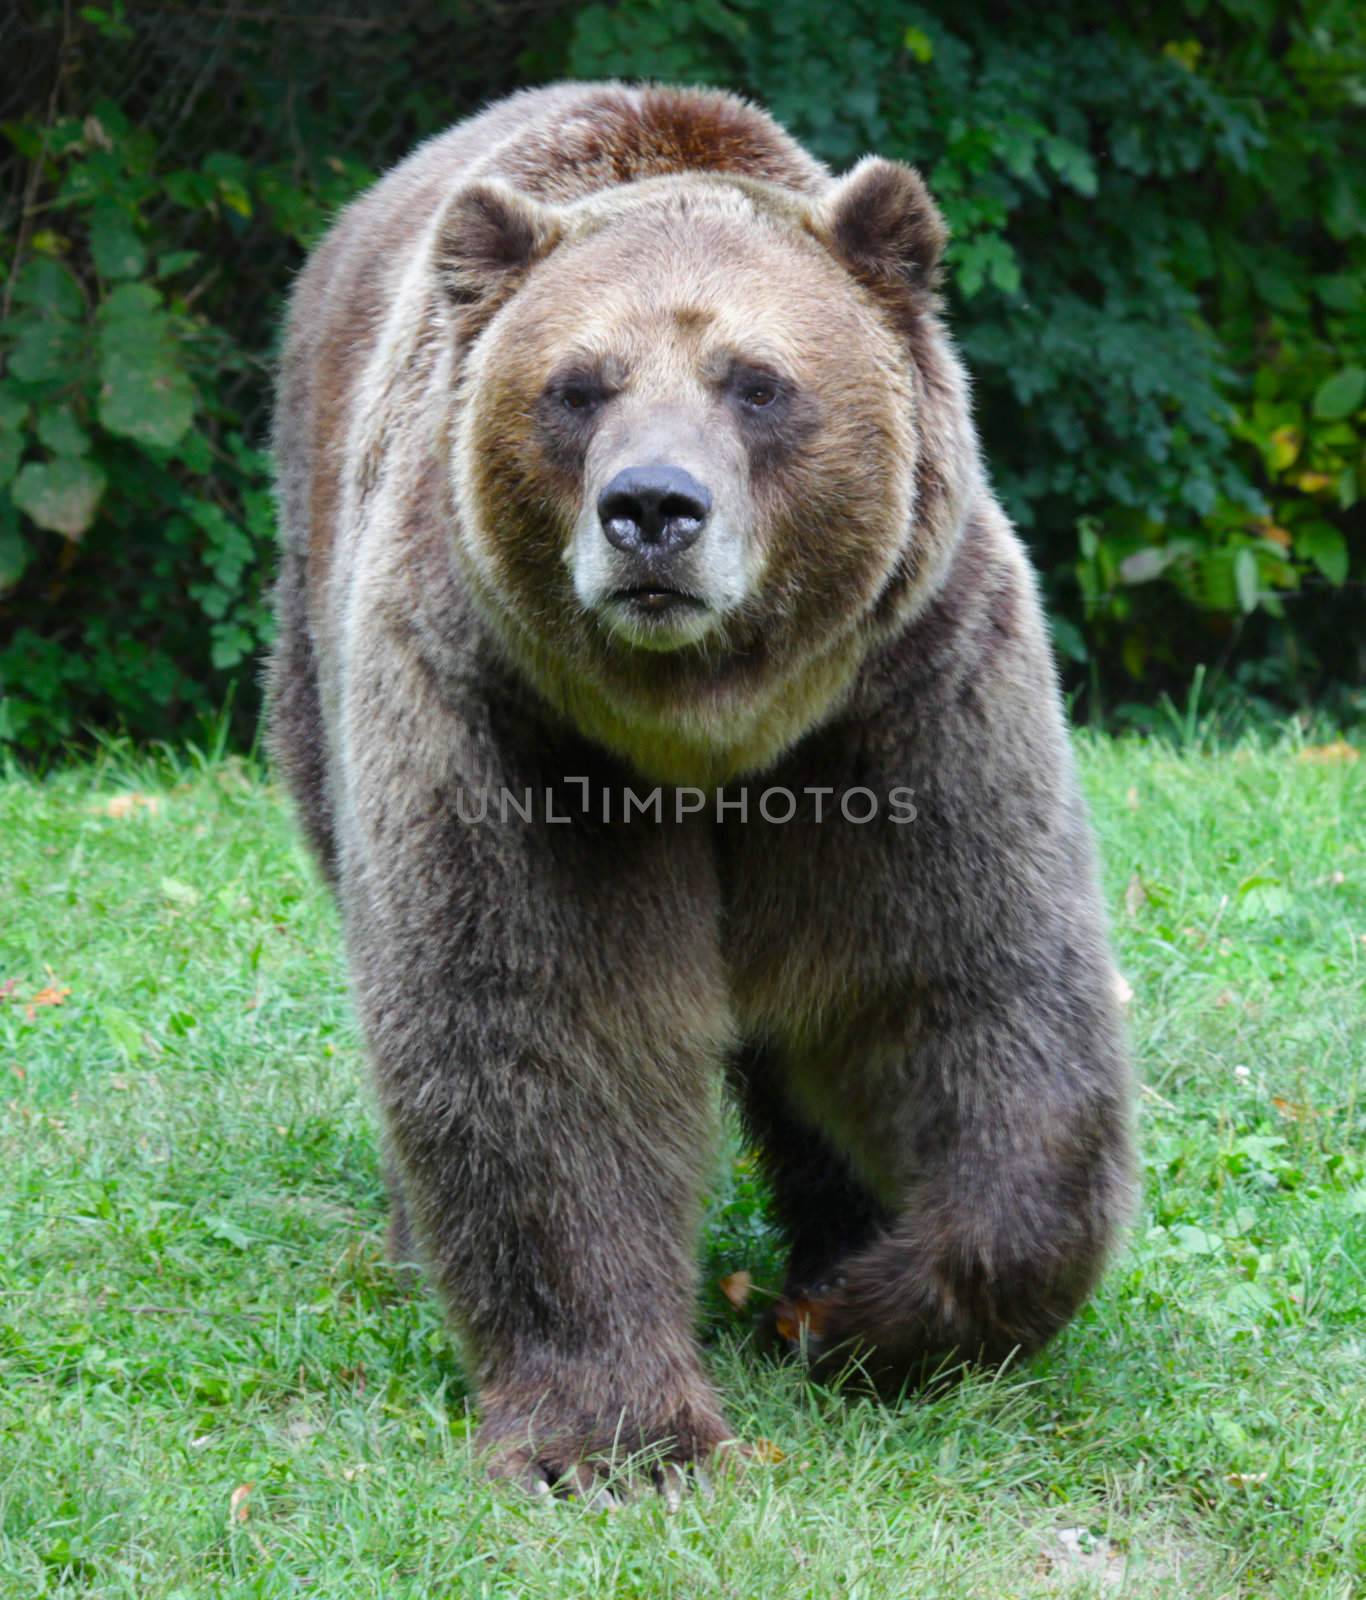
[{"left": 267, "top": 82, "right": 1135, "bottom": 1491}]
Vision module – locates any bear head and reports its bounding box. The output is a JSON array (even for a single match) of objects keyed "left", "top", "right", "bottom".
[{"left": 436, "top": 158, "right": 979, "bottom": 784}]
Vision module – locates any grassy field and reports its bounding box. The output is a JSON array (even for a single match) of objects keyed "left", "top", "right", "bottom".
[{"left": 1, "top": 730, "right": 1362, "bottom": 1598}]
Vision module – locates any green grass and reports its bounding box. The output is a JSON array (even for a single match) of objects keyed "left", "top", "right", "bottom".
[{"left": 1, "top": 731, "right": 1362, "bottom": 1598}]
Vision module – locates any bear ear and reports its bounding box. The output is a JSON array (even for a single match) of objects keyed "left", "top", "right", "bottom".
[
  {"left": 434, "top": 181, "right": 564, "bottom": 312},
  {"left": 817, "top": 157, "right": 947, "bottom": 297}
]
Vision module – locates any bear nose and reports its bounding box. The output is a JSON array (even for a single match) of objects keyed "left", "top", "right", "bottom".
[{"left": 597, "top": 465, "right": 711, "bottom": 556}]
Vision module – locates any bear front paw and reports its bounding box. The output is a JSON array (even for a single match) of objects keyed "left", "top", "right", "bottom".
[{"left": 476, "top": 1374, "right": 736, "bottom": 1499}]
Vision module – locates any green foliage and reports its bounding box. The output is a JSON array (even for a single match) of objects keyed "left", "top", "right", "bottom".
[
  {"left": 0, "top": 99, "right": 325, "bottom": 749},
  {"left": 1, "top": 2, "right": 1362, "bottom": 755},
  {"left": 0, "top": 2, "right": 519, "bottom": 758},
  {"left": 566, "top": 0, "right": 1366, "bottom": 710}
]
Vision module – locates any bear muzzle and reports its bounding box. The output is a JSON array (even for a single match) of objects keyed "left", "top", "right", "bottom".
[{"left": 594, "top": 462, "right": 718, "bottom": 630}]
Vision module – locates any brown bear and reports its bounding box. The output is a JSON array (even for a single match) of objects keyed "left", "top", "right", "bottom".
[{"left": 267, "top": 81, "right": 1135, "bottom": 1496}]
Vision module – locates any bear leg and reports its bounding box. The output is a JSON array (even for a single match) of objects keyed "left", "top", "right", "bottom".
[
  {"left": 811, "top": 1109, "right": 1128, "bottom": 1395},
  {"left": 340, "top": 639, "right": 737, "bottom": 1492}
]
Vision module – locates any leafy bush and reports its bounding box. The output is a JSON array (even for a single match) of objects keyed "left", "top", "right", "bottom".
[
  {"left": 1, "top": 1, "right": 1362, "bottom": 756},
  {"left": 0, "top": 1, "right": 528, "bottom": 757},
  {"left": 0, "top": 101, "right": 295, "bottom": 749}
]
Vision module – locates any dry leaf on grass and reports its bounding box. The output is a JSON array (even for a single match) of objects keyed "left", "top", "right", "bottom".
[
  {"left": 1272, "top": 1096, "right": 1318, "bottom": 1122},
  {"left": 1124, "top": 874, "right": 1150, "bottom": 918},
  {"left": 98, "top": 793, "right": 163, "bottom": 818},
  {"left": 227, "top": 1482, "right": 270, "bottom": 1560},
  {"left": 713, "top": 1437, "right": 785, "bottom": 1474},
  {"left": 1297, "top": 741, "right": 1359, "bottom": 765},
  {"left": 25, "top": 984, "right": 71, "bottom": 1022},
  {"left": 718, "top": 1270, "right": 753, "bottom": 1311}
]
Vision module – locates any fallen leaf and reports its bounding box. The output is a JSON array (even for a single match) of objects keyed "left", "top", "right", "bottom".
[
  {"left": 1124, "top": 874, "right": 1150, "bottom": 918},
  {"left": 749, "top": 1437, "right": 785, "bottom": 1465},
  {"left": 1125, "top": 786, "right": 1140, "bottom": 812},
  {"left": 100, "top": 792, "right": 163, "bottom": 818},
  {"left": 229, "top": 1483, "right": 253, "bottom": 1524},
  {"left": 1272, "top": 1096, "right": 1318, "bottom": 1122},
  {"left": 25, "top": 984, "right": 71, "bottom": 1022},
  {"left": 1214, "top": 989, "right": 1237, "bottom": 1008},
  {"left": 1297, "top": 741, "right": 1359, "bottom": 765},
  {"left": 718, "top": 1270, "right": 753, "bottom": 1311}
]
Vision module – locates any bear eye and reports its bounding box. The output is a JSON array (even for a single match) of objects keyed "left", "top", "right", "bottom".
[
  {"left": 560, "top": 385, "right": 598, "bottom": 412},
  {"left": 741, "top": 380, "right": 778, "bottom": 409}
]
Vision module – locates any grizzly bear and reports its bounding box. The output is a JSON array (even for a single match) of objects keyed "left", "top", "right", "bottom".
[{"left": 267, "top": 82, "right": 1135, "bottom": 1495}]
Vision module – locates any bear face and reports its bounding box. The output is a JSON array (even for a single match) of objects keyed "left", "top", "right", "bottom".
[{"left": 439, "top": 162, "right": 976, "bottom": 783}]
